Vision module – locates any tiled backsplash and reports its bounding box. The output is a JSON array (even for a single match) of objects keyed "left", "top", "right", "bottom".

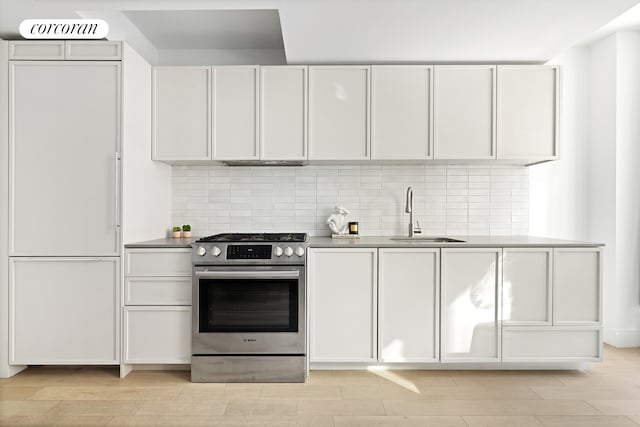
[{"left": 172, "top": 165, "right": 529, "bottom": 237}]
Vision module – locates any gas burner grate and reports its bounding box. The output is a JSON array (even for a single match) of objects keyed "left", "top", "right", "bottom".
[{"left": 197, "top": 233, "right": 307, "bottom": 243}]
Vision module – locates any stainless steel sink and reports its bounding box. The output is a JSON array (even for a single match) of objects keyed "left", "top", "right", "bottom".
[{"left": 390, "top": 237, "right": 466, "bottom": 243}]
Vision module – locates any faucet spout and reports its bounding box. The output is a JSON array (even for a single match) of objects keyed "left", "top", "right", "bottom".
[{"left": 405, "top": 186, "right": 414, "bottom": 237}]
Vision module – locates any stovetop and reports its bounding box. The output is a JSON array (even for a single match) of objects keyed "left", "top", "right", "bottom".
[{"left": 197, "top": 233, "right": 308, "bottom": 243}]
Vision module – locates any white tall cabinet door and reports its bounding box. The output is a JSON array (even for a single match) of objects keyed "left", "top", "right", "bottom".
[
  {"left": 378, "top": 248, "right": 439, "bottom": 362},
  {"left": 152, "top": 67, "right": 211, "bottom": 161},
  {"left": 9, "top": 62, "right": 120, "bottom": 256},
  {"left": 441, "top": 248, "right": 501, "bottom": 362},
  {"left": 260, "top": 66, "right": 307, "bottom": 160},
  {"left": 308, "top": 66, "right": 370, "bottom": 160},
  {"left": 308, "top": 248, "right": 377, "bottom": 362},
  {"left": 10, "top": 258, "right": 119, "bottom": 364},
  {"left": 371, "top": 66, "right": 432, "bottom": 159},
  {"left": 503, "top": 248, "right": 552, "bottom": 325},
  {"left": 212, "top": 66, "right": 259, "bottom": 160},
  {"left": 554, "top": 248, "right": 602, "bottom": 325},
  {"left": 433, "top": 66, "right": 496, "bottom": 159},
  {"left": 497, "top": 66, "right": 559, "bottom": 160}
]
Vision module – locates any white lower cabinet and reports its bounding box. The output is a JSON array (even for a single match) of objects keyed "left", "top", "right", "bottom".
[
  {"left": 309, "top": 245, "right": 602, "bottom": 368},
  {"left": 554, "top": 248, "right": 602, "bottom": 325},
  {"left": 123, "top": 248, "right": 192, "bottom": 367},
  {"left": 308, "top": 248, "right": 377, "bottom": 362},
  {"left": 503, "top": 248, "right": 552, "bottom": 325},
  {"left": 124, "top": 307, "right": 191, "bottom": 364},
  {"left": 378, "top": 248, "right": 439, "bottom": 362},
  {"left": 441, "top": 248, "right": 501, "bottom": 362},
  {"left": 502, "top": 327, "right": 602, "bottom": 362},
  {"left": 10, "top": 258, "right": 119, "bottom": 364}
]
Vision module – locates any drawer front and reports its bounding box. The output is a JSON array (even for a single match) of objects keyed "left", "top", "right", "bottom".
[
  {"left": 9, "top": 41, "right": 65, "bottom": 60},
  {"left": 502, "top": 327, "right": 601, "bottom": 362},
  {"left": 125, "top": 277, "right": 191, "bottom": 306},
  {"left": 124, "top": 307, "right": 191, "bottom": 364},
  {"left": 65, "top": 41, "right": 122, "bottom": 60},
  {"left": 125, "top": 249, "right": 191, "bottom": 276}
]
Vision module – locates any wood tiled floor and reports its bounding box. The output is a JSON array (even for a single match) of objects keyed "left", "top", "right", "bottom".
[{"left": 1, "top": 345, "right": 639, "bottom": 426}]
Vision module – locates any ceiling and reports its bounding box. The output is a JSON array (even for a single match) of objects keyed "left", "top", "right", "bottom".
[
  {"left": 123, "top": 9, "right": 284, "bottom": 50},
  {"left": 1, "top": 0, "right": 639, "bottom": 65}
]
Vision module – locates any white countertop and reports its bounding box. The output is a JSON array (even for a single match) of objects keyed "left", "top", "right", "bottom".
[{"left": 125, "top": 235, "right": 603, "bottom": 248}]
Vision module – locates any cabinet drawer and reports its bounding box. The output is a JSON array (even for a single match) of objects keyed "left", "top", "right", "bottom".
[
  {"left": 66, "top": 41, "right": 121, "bottom": 60},
  {"left": 125, "top": 277, "right": 191, "bottom": 306},
  {"left": 125, "top": 249, "right": 191, "bottom": 276},
  {"left": 9, "top": 41, "right": 65, "bottom": 60},
  {"left": 502, "top": 327, "right": 601, "bottom": 362},
  {"left": 124, "top": 307, "right": 191, "bottom": 364}
]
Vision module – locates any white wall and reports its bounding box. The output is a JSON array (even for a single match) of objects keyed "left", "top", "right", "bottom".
[
  {"left": 122, "top": 43, "right": 172, "bottom": 244},
  {"left": 588, "top": 34, "right": 620, "bottom": 345},
  {"left": 157, "top": 49, "right": 286, "bottom": 66},
  {"left": 530, "top": 47, "right": 590, "bottom": 240},
  {"left": 532, "top": 31, "right": 640, "bottom": 347},
  {"left": 613, "top": 31, "right": 640, "bottom": 346},
  {"left": 172, "top": 164, "right": 528, "bottom": 237}
]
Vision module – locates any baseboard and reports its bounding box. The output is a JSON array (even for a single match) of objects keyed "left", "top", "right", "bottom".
[
  {"left": 0, "top": 364, "right": 27, "bottom": 378},
  {"left": 604, "top": 329, "right": 640, "bottom": 348}
]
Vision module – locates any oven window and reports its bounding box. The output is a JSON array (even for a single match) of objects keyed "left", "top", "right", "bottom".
[{"left": 199, "top": 279, "right": 298, "bottom": 332}]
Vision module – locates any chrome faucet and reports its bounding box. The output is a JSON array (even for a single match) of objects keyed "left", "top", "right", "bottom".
[{"left": 405, "top": 186, "right": 421, "bottom": 237}]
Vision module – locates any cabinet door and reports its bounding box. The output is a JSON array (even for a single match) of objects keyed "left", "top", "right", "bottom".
[
  {"left": 308, "top": 248, "right": 377, "bottom": 362},
  {"left": 125, "top": 248, "right": 192, "bottom": 277},
  {"left": 309, "top": 66, "right": 370, "bottom": 160},
  {"left": 10, "top": 258, "right": 119, "bottom": 364},
  {"left": 503, "top": 248, "right": 552, "bottom": 325},
  {"left": 260, "top": 66, "right": 307, "bottom": 160},
  {"left": 9, "top": 41, "right": 65, "bottom": 60},
  {"left": 153, "top": 67, "right": 210, "bottom": 161},
  {"left": 10, "top": 62, "right": 120, "bottom": 256},
  {"left": 124, "top": 307, "right": 191, "bottom": 363},
  {"left": 65, "top": 41, "right": 122, "bottom": 60},
  {"left": 503, "top": 327, "right": 602, "bottom": 362},
  {"left": 212, "top": 66, "right": 259, "bottom": 160},
  {"left": 371, "top": 66, "right": 432, "bottom": 159},
  {"left": 378, "top": 248, "right": 439, "bottom": 362},
  {"left": 441, "top": 248, "right": 501, "bottom": 362},
  {"left": 497, "top": 65, "right": 559, "bottom": 160},
  {"left": 433, "top": 66, "right": 496, "bottom": 159},
  {"left": 554, "top": 248, "right": 602, "bottom": 325}
]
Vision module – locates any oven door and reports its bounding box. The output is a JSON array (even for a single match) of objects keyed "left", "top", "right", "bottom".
[{"left": 192, "top": 266, "right": 305, "bottom": 355}]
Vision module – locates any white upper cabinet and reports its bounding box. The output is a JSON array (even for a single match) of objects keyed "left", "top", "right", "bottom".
[
  {"left": 497, "top": 65, "right": 559, "bottom": 160},
  {"left": 10, "top": 61, "right": 120, "bottom": 256},
  {"left": 371, "top": 66, "right": 432, "bottom": 159},
  {"left": 433, "top": 66, "right": 496, "bottom": 159},
  {"left": 212, "top": 66, "right": 259, "bottom": 160},
  {"left": 503, "top": 248, "right": 552, "bottom": 325},
  {"left": 260, "top": 66, "right": 307, "bottom": 160},
  {"left": 441, "top": 248, "right": 501, "bottom": 362},
  {"left": 153, "top": 67, "right": 211, "bottom": 161},
  {"left": 308, "top": 248, "right": 377, "bottom": 363},
  {"left": 308, "top": 66, "right": 370, "bottom": 160},
  {"left": 9, "top": 41, "right": 65, "bottom": 60},
  {"left": 554, "top": 248, "right": 602, "bottom": 325},
  {"left": 378, "top": 248, "right": 439, "bottom": 362}
]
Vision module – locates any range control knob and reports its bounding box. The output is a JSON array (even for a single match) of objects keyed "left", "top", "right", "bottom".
[
  {"left": 295, "top": 247, "right": 305, "bottom": 257},
  {"left": 284, "top": 247, "right": 294, "bottom": 257},
  {"left": 212, "top": 246, "right": 222, "bottom": 257},
  {"left": 197, "top": 247, "right": 207, "bottom": 257},
  {"left": 274, "top": 247, "right": 283, "bottom": 257}
]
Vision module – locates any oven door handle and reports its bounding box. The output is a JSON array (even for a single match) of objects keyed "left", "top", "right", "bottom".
[{"left": 194, "top": 270, "right": 300, "bottom": 279}]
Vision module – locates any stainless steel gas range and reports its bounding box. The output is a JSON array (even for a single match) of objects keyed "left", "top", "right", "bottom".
[{"left": 191, "top": 233, "right": 308, "bottom": 382}]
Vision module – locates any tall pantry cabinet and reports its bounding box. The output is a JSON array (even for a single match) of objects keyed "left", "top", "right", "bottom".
[{"left": 7, "top": 42, "right": 123, "bottom": 365}]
